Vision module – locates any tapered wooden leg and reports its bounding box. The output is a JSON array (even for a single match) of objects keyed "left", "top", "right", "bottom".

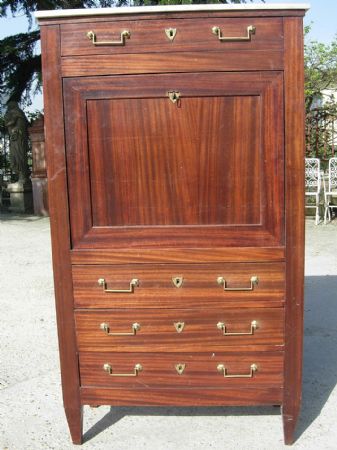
[
  {"left": 282, "top": 405, "right": 300, "bottom": 445},
  {"left": 65, "top": 406, "right": 83, "bottom": 445},
  {"left": 283, "top": 14, "right": 305, "bottom": 447}
]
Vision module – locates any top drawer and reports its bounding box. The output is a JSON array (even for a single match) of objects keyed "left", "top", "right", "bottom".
[{"left": 61, "top": 17, "right": 283, "bottom": 57}]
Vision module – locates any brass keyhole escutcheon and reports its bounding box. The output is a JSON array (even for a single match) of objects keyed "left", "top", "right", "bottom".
[
  {"left": 175, "top": 363, "right": 186, "bottom": 375},
  {"left": 172, "top": 276, "right": 184, "bottom": 288},
  {"left": 174, "top": 322, "right": 185, "bottom": 333},
  {"left": 165, "top": 28, "right": 177, "bottom": 41},
  {"left": 167, "top": 91, "right": 181, "bottom": 104}
]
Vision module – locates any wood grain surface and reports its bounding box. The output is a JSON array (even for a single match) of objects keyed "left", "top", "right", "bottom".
[
  {"left": 61, "top": 50, "right": 284, "bottom": 77},
  {"left": 38, "top": 6, "right": 306, "bottom": 445},
  {"left": 80, "top": 386, "right": 283, "bottom": 406},
  {"left": 75, "top": 307, "right": 285, "bottom": 352},
  {"left": 40, "top": 25, "right": 83, "bottom": 444},
  {"left": 72, "top": 262, "right": 285, "bottom": 309},
  {"left": 88, "top": 96, "right": 261, "bottom": 227},
  {"left": 64, "top": 71, "right": 284, "bottom": 249},
  {"left": 282, "top": 17, "right": 305, "bottom": 445},
  {"left": 70, "top": 246, "right": 285, "bottom": 265},
  {"left": 79, "top": 352, "right": 284, "bottom": 388},
  {"left": 61, "top": 17, "right": 283, "bottom": 56}
]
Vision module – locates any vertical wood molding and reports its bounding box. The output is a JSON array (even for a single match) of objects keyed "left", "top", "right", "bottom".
[
  {"left": 40, "top": 25, "right": 83, "bottom": 444},
  {"left": 283, "top": 16, "right": 305, "bottom": 445}
]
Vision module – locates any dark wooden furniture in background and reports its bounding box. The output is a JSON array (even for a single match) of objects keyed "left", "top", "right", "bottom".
[
  {"left": 29, "top": 115, "right": 49, "bottom": 216},
  {"left": 37, "top": 4, "right": 308, "bottom": 445}
]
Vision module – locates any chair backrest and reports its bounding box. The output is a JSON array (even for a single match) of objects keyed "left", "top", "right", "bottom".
[
  {"left": 328, "top": 157, "right": 337, "bottom": 191},
  {"left": 305, "top": 158, "right": 321, "bottom": 192}
]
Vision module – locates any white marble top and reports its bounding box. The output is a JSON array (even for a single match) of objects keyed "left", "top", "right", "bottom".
[{"left": 35, "top": 4, "right": 310, "bottom": 19}]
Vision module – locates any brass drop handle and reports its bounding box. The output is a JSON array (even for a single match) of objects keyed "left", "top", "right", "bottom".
[
  {"left": 217, "top": 320, "right": 258, "bottom": 336},
  {"left": 212, "top": 25, "right": 256, "bottom": 42},
  {"left": 100, "top": 322, "right": 140, "bottom": 336},
  {"left": 103, "top": 363, "right": 143, "bottom": 377},
  {"left": 86, "top": 30, "right": 131, "bottom": 46},
  {"left": 98, "top": 278, "right": 139, "bottom": 294},
  {"left": 217, "top": 276, "right": 258, "bottom": 291},
  {"left": 217, "top": 363, "right": 258, "bottom": 378}
]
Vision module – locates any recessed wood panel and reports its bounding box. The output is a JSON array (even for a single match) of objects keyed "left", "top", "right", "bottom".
[
  {"left": 64, "top": 71, "right": 284, "bottom": 249},
  {"left": 87, "top": 95, "right": 260, "bottom": 227}
]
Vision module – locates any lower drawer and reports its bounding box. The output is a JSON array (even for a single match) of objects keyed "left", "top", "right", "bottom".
[
  {"left": 75, "top": 308, "right": 284, "bottom": 352},
  {"left": 79, "top": 352, "right": 283, "bottom": 389}
]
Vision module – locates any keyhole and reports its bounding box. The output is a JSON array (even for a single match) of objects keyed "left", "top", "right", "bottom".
[
  {"left": 174, "top": 321, "right": 185, "bottom": 333},
  {"left": 172, "top": 276, "right": 183, "bottom": 288},
  {"left": 167, "top": 91, "right": 181, "bottom": 104},
  {"left": 175, "top": 363, "right": 186, "bottom": 374},
  {"left": 165, "top": 28, "right": 177, "bottom": 41}
]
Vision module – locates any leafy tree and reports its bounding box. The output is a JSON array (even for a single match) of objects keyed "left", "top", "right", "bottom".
[
  {"left": 304, "top": 27, "right": 337, "bottom": 112},
  {"left": 304, "top": 27, "right": 337, "bottom": 159},
  {"left": 0, "top": 0, "right": 257, "bottom": 107}
]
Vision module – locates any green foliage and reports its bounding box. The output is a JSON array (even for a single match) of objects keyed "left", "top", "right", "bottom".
[
  {"left": 0, "top": 1, "right": 112, "bottom": 24},
  {"left": 0, "top": 1, "right": 129, "bottom": 106},
  {"left": 304, "top": 32, "right": 337, "bottom": 112},
  {"left": 0, "top": 0, "right": 259, "bottom": 107},
  {"left": 0, "top": 31, "right": 41, "bottom": 105},
  {"left": 304, "top": 29, "right": 337, "bottom": 159}
]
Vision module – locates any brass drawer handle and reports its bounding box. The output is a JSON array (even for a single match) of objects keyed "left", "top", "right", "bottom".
[
  {"left": 103, "top": 363, "right": 142, "bottom": 377},
  {"left": 86, "top": 30, "right": 131, "bottom": 46},
  {"left": 100, "top": 322, "right": 140, "bottom": 336},
  {"left": 217, "top": 275, "right": 258, "bottom": 291},
  {"left": 217, "top": 320, "right": 258, "bottom": 336},
  {"left": 98, "top": 278, "right": 139, "bottom": 294},
  {"left": 217, "top": 363, "right": 258, "bottom": 378},
  {"left": 212, "top": 25, "right": 256, "bottom": 42}
]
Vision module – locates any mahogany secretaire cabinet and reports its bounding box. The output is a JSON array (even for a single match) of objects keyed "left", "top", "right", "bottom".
[{"left": 36, "top": 3, "right": 308, "bottom": 445}]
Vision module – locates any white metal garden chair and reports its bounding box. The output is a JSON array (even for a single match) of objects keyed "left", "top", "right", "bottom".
[
  {"left": 324, "top": 157, "right": 337, "bottom": 223},
  {"left": 305, "top": 158, "right": 322, "bottom": 225}
]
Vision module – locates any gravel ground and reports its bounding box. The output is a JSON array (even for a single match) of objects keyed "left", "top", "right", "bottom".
[{"left": 0, "top": 215, "right": 336, "bottom": 450}]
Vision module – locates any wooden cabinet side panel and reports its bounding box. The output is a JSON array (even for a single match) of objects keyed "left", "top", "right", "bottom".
[
  {"left": 40, "top": 25, "right": 82, "bottom": 444},
  {"left": 283, "top": 17, "right": 305, "bottom": 445}
]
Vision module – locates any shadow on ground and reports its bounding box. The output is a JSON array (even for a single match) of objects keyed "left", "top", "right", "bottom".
[
  {"left": 295, "top": 275, "right": 337, "bottom": 440},
  {"left": 83, "top": 405, "right": 280, "bottom": 443},
  {"left": 82, "top": 276, "right": 337, "bottom": 444}
]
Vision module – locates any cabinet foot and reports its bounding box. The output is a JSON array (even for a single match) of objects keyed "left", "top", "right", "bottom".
[
  {"left": 282, "top": 410, "right": 299, "bottom": 445},
  {"left": 65, "top": 406, "right": 83, "bottom": 445}
]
